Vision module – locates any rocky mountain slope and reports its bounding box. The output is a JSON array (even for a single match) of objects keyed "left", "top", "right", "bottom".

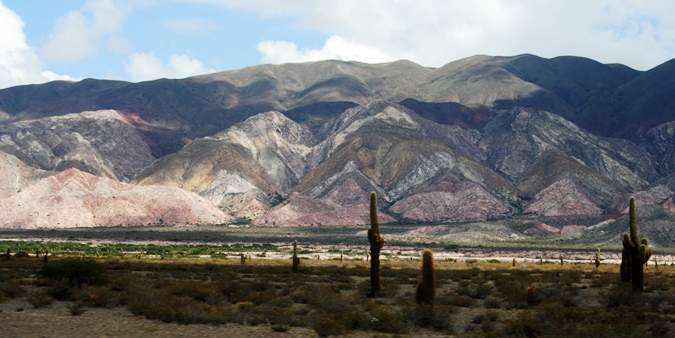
[
  {"left": 0, "top": 110, "right": 156, "bottom": 180},
  {"left": 0, "top": 167, "right": 229, "bottom": 228},
  {"left": 0, "top": 54, "right": 673, "bottom": 230}
]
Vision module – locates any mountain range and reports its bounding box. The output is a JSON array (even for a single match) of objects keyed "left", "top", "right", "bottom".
[{"left": 0, "top": 54, "right": 673, "bottom": 234}]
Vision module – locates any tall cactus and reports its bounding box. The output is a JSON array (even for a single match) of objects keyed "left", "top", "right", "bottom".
[
  {"left": 416, "top": 249, "right": 435, "bottom": 304},
  {"left": 368, "top": 192, "right": 384, "bottom": 297},
  {"left": 620, "top": 198, "right": 652, "bottom": 291},
  {"left": 594, "top": 249, "right": 601, "bottom": 270},
  {"left": 292, "top": 241, "right": 300, "bottom": 273}
]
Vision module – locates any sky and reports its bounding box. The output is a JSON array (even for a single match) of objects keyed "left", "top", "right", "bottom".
[{"left": 1, "top": 0, "right": 674, "bottom": 89}]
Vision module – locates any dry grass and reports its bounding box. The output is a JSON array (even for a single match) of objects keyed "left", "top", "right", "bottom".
[{"left": 1, "top": 255, "right": 674, "bottom": 336}]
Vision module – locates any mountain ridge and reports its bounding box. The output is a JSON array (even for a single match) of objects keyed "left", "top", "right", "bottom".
[{"left": 0, "top": 54, "right": 673, "bottom": 233}]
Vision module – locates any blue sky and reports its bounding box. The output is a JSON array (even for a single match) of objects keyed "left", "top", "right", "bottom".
[
  {"left": 1, "top": 0, "right": 674, "bottom": 89},
  {"left": 2, "top": 0, "right": 328, "bottom": 82}
]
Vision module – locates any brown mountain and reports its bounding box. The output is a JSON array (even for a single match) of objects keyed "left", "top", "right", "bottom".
[{"left": 0, "top": 54, "right": 673, "bottom": 229}]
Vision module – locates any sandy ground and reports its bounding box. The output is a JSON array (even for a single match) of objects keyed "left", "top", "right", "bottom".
[
  {"left": 0, "top": 298, "right": 456, "bottom": 338},
  {"left": 0, "top": 298, "right": 320, "bottom": 338}
]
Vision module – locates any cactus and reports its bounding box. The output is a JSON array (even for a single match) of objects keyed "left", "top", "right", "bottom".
[
  {"left": 240, "top": 253, "right": 246, "bottom": 265},
  {"left": 292, "top": 241, "right": 300, "bottom": 272},
  {"left": 560, "top": 255, "right": 564, "bottom": 266},
  {"left": 594, "top": 249, "right": 601, "bottom": 270},
  {"left": 416, "top": 249, "right": 435, "bottom": 305},
  {"left": 512, "top": 258, "right": 516, "bottom": 267},
  {"left": 620, "top": 198, "right": 652, "bottom": 291},
  {"left": 526, "top": 286, "right": 538, "bottom": 306},
  {"left": 43, "top": 249, "right": 48, "bottom": 265},
  {"left": 367, "top": 192, "right": 384, "bottom": 297}
]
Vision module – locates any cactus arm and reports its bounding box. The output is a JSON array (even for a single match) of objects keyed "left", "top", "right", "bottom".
[
  {"left": 623, "top": 233, "right": 635, "bottom": 249},
  {"left": 640, "top": 244, "right": 652, "bottom": 264}
]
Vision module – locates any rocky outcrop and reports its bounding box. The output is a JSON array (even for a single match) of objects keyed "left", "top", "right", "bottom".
[
  {"left": 0, "top": 110, "right": 155, "bottom": 180},
  {"left": 390, "top": 183, "right": 510, "bottom": 222},
  {"left": 482, "top": 108, "right": 655, "bottom": 190},
  {"left": 0, "top": 151, "right": 48, "bottom": 199},
  {"left": 0, "top": 168, "right": 230, "bottom": 228},
  {"left": 255, "top": 192, "right": 395, "bottom": 227},
  {"left": 525, "top": 179, "right": 602, "bottom": 217}
]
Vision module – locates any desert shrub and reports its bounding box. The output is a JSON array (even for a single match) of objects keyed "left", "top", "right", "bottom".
[
  {"left": 506, "top": 303, "right": 646, "bottom": 338},
  {"left": 494, "top": 275, "right": 529, "bottom": 307},
  {"left": 108, "top": 274, "right": 134, "bottom": 291},
  {"left": 649, "top": 320, "right": 670, "bottom": 337},
  {"left": 40, "top": 259, "right": 106, "bottom": 286},
  {"left": 47, "top": 282, "right": 73, "bottom": 300},
  {"left": 407, "top": 304, "right": 454, "bottom": 332},
  {"left": 365, "top": 302, "right": 411, "bottom": 333},
  {"left": 126, "top": 288, "right": 229, "bottom": 325},
  {"left": 439, "top": 294, "right": 475, "bottom": 307},
  {"left": 646, "top": 274, "right": 669, "bottom": 292},
  {"left": 27, "top": 290, "right": 53, "bottom": 308},
  {"left": 14, "top": 251, "right": 29, "bottom": 258},
  {"left": 168, "top": 281, "right": 223, "bottom": 305},
  {"left": 68, "top": 302, "right": 86, "bottom": 316},
  {"left": 271, "top": 324, "right": 290, "bottom": 332},
  {"left": 78, "top": 286, "right": 119, "bottom": 308},
  {"left": 311, "top": 313, "right": 350, "bottom": 336},
  {"left": 605, "top": 285, "right": 640, "bottom": 308},
  {"left": 458, "top": 282, "right": 492, "bottom": 299},
  {"left": 558, "top": 270, "right": 582, "bottom": 286},
  {"left": 484, "top": 296, "right": 502, "bottom": 309},
  {"left": 0, "top": 281, "right": 25, "bottom": 301}
]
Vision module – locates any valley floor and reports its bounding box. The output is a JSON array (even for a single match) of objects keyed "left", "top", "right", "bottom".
[{"left": 1, "top": 252, "right": 674, "bottom": 337}]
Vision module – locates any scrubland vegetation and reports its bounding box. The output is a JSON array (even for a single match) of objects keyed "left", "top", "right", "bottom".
[
  {"left": 0, "top": 198, "right": 671, "bottom": 337},
  {"left": 1, "top": 250, "right": 674, "bottom": 337}
]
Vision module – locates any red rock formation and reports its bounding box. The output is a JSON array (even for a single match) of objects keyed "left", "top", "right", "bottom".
[
  {"left": 0, "top": 168, "right": 230, "bottom": 228},
  {"left": 255, "top": 192, "right": 394, "bottom": 227},
  {"left": 525, "top": 179, "right": 602, "bottom": 216},
  {"left": 390, "top": 185, "right": 509, "bottom": 222}
]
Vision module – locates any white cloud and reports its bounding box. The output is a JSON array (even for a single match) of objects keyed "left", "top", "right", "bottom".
[
  {"left": 257, "top": 35, "right": 395, "bottom": 64},
  {"left": 195, "top": 0, "right": 675, "bottom": 70},
  {"left": 163, "top": 18, "right": 218, "bottom": 33},
  {"left": 125, "top": 52, "right": 215, "bottom": 81},
  {"left": 0, "top": 1, "right": 76, "bottom": 89},
  {"left": 40, "top": 0, "right": 138, "bottom": 62}
]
